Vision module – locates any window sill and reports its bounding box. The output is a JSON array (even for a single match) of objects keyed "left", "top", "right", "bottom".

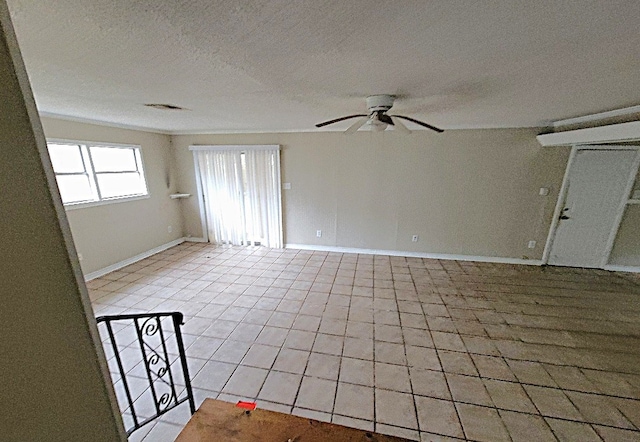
[{"left": 64, "top": 194, "right": 150, "bottom": 211}]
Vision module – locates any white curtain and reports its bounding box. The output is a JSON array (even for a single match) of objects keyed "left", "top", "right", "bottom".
[
  {"left": 244, "top": 149, "right": 283, "bottom": 248},
  {"left": 196, "top": 147, "right": 282, "bottom": 248}
]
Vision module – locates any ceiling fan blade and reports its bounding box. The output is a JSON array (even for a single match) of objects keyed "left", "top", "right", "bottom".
[
  {"left": 315, "top": 114, "right": 368, "bottom": 128},
  {"left": 392, "top": 115, "right": 444, "bottom": 133},
  {"left": 377, "top": 112, "right": 394, "bottom": 126},
  {"left": 391, "top": 116, "right": 411, "bottom": 134},
  {"left": 344, "top": 116, "right": 370, "bottom": 134}
]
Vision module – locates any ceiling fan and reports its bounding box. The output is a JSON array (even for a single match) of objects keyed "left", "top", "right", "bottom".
[{"left": 315, "top": 95, "right": 444, "bottom": 134}]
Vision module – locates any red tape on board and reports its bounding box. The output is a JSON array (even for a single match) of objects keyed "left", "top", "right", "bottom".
[{"left": 236, "top": 401, "right": 257, "bottom": 410}]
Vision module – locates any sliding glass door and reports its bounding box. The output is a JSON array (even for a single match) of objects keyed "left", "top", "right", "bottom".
[{"left": 192, "top": 145, "right": 283, "bottom": 248}]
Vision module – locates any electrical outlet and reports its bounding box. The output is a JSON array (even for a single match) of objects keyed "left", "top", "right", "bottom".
[
  {"left": 528, "top": 240, "right": 536, "bottom": 249},
  {"left": 283, "top": 182, "right": 292, "bottom": 190},
  {"left": 316, "top": 230, "right": 322, "bottom": 238},
  {"left": 412, "top": 235, "right": 419, "bottom": 242},
  {"left": 77, "top": 253, "right": 83, "bottom": 261},
  {"left": 168, "top": 225, "right": 173, "bottom": 233}
]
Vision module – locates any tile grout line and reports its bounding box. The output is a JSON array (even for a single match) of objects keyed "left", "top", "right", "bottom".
[{"left": 433, "top": 291, "right": 469, "bottom": 441}]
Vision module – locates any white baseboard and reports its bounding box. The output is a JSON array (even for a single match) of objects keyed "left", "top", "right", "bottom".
[
  {"left": 284, "top": 244, "right": 543, "bottom": 266},
  {"left": 604, "top": 265, "right": 640, "bottom": 273},
  {"left": 83, "top": 238, "right": 640, "bottom": 277},
  {"left": 184, "top": 237, "right": 208, "bottom": 243},
  {"left": 84, "top": 237, "right": 186, "bottom": 281}
]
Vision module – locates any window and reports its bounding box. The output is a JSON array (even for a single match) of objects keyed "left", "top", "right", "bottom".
[{"left": 47, "top": 141, "right": 148, "bottom": 206}]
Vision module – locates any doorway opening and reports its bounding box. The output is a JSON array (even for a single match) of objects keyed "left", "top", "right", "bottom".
[{"left": 543, "top": 146, "right": 640, "bottom": 269}]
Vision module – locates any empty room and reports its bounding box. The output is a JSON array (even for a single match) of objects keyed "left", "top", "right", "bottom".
[{"left": 3, "top": 1, "right": 640, "bottom": 441}]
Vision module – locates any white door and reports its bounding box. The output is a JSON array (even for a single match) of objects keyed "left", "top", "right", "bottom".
[{"left": 548, "top": 148, "right": 639, "bottom": 268}]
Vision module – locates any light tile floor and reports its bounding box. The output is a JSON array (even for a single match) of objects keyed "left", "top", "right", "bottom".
[{"left": 90, "top": 243, "right": 640, "bottom": 442}]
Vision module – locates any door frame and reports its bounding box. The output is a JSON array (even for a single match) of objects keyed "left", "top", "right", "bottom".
[{"left": 542, "top": 144, "right": 640, "bottom": 268}]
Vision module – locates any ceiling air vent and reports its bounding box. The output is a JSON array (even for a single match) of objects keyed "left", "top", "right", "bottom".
[{"left": 144, "top": 103, "right": 186, "bottom": 111}]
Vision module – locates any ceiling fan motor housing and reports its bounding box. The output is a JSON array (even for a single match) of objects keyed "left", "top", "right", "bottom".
[{"left": 366, "top": 95, "right": 395, "bottom": 113}]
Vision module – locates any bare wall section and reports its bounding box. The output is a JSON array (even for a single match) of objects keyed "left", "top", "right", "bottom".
[
  {"left": 41, "top": 117, "right": 183, "bottom": 274},
  {"left": 172, "top": 130, "right": 570, "bottom": 260}
]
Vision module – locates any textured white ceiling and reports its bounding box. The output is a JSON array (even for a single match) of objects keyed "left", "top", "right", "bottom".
[{"left": 7, "top": 1, "right": 640, "bottom": 133}]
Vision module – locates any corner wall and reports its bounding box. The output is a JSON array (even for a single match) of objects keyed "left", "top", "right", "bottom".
[
  {"left": 0, "top": 2, "right": 125, "bottom": 440},
  {"left": 41, "top": 117, "right": 184, "bottom": 274},
  {"left": 172, "top": 129, "right": 570, "bottom": 261}
]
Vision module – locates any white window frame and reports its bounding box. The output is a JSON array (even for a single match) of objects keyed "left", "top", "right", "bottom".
[{"left": 47, "top": 139, "right": 150, "bottom": 210}]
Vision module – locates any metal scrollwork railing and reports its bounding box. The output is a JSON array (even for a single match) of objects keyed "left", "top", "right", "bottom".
[{"left": 97, "top": 312, "right": 196, "bottom": 436}]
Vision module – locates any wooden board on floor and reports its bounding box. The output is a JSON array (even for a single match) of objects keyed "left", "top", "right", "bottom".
[{"left": 175, "top": 399, "right": 412, "bottom": 442}]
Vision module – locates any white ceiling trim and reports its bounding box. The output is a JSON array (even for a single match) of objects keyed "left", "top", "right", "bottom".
[
  {"left": 553, "top": 105, "right": 640, "bottom": 128},
  {"left": 41, "top": 112, "right": 544, "bottom": 136},
  {"left": 159, "top": 122, "right": 545, "bottom": 136},
  {"left": 537, "top": 122, "right": 640, "bottom": 147}
]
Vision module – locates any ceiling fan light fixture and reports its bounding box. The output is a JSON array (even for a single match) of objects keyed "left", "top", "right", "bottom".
[{"left": 368, "top": 119, "right": 388, "bottom": 131}]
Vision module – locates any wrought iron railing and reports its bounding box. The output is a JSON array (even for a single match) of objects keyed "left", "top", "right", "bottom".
[{"left": 96, "top": 312, "right": 196, "bottom": 436}]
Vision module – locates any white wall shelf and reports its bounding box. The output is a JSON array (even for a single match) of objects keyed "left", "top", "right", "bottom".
[{"left": 170, "top": 193, "right": 191, "bottom": 199}]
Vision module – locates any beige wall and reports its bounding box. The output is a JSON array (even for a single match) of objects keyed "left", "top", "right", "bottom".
[
  {"left": 609, "top": 167, "right": 640, "bottom": 266},
  {"left": 0, "top": 3, "right": 125, "bottom": 440},
  {"left": 41, "top": 117, "right": 183, "bottom": 274},
  {"left": 173, "top": 129, "right": 570, "bottom": 260},
  {"left": 48, "top": 118, "right": 640, "bottom": 268}
]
